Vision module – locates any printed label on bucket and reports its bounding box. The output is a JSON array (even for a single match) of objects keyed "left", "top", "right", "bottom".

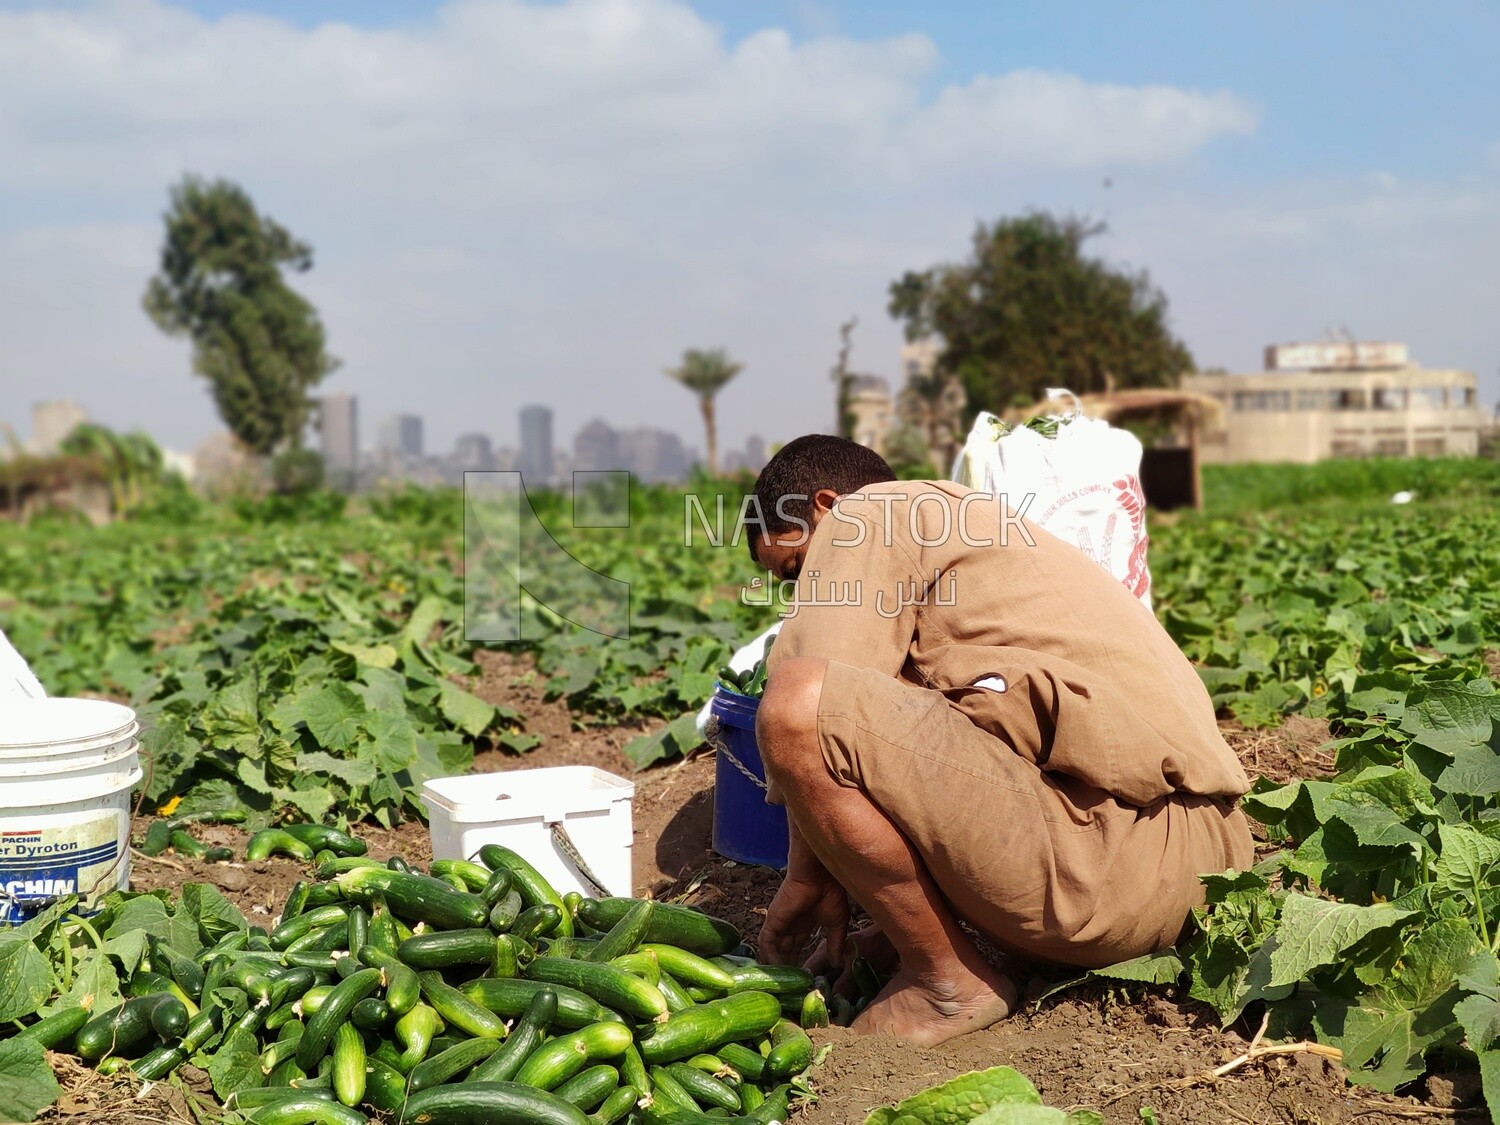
[{"left": 0, "top": 810, "right": 125, "bottom": 923}]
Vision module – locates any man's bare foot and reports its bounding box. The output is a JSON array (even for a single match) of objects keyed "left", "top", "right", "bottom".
[{"left": 850, "top": 958, "right": 1017, "bottom": 1046}]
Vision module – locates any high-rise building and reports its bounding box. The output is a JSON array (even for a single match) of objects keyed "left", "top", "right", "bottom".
[
  {"left": 452, "top": 432, "right": 494, "bottom": 470},
  {"left": 618, "top": 427, "right": 689, "bottom": 482},
  {"left": 30, "top": 401, "right": 87, "bottom": 455},
  {"left": 573, "top": 420, "right": 621, "bottom": 473},
  {"left": 319, "top": 393, "right": 358, "bottom": 474},
  {"left": 744, "top": 434, "right": 767, "bottom": 472},
  {"left": 377, "top": 414, "right": 424, "bottom": 459},
  {"left": 519, "top": 405, "right": 554, "bottom": 485}
]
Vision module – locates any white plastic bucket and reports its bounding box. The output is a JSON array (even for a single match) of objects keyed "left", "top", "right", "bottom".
[
  {"left": 422, "top": 767, "right": 635, "bottom": 898},
  {"left": 0, "top": 698, "right": 142, "bottom": 923}
]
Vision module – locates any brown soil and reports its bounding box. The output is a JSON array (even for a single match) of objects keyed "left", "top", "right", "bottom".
[
  {"left": 1221, "top": 715, "right": 1335, "bottom": 785},
  {"left": 117, "top": 660, "right": 1449, "bottom": 1125}
]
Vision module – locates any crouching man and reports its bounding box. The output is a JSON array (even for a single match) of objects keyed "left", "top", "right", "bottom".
[{"left": 749, "top": 436, "right": 1252, "bottom": 1045}]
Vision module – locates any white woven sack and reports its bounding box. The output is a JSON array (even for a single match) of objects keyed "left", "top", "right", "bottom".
[
  {"left": 0, "top": 626, "right": 46, "bottom": 701},
  {"left": 951, "top": 389, "right": 1152, "bottom": 609}
]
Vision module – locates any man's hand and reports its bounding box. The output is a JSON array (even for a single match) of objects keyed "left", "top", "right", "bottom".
[{"left": 759, "top": 871, "right": 850, "bottom": 968}]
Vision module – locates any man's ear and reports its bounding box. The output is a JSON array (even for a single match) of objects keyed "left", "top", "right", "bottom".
[{"left": 811, "top": 488, "right": 840, "bottom": 516}]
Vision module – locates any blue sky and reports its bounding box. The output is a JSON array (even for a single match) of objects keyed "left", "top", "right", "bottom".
[
  {"left": 0, "top": 0, "right": 1495, "bottom": 456},
  {"left": 167, "top": 0, "right": 1500, "bottom": 182}
]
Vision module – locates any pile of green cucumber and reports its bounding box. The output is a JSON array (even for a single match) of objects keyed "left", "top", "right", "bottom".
[
  {"left": 25, "top": 827, "right": 827, "bottom": 1125},
  {"left": 716, "top": 635, "right": 775, "bottom": 699}
]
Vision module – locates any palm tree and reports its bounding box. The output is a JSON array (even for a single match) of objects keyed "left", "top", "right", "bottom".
[
  {"left": 58, "top": 423, "right": 166, "bottom": 514},
  {"left": 59, "top": 423, "right": 128, "bottom": 513},
  {"left": 118, "top": 430, "right": 165, "bottom": 509},
  {"left": 664, "top": 348, "right": 743, "bottom": 476}
]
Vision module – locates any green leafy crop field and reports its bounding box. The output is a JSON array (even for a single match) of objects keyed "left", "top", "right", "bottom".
[{"left": 1, "top": 458, "right": 1498, "bottom": 1116}]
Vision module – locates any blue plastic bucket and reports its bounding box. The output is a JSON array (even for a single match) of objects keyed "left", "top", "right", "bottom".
[{"left": 709, "top": 689, "right": 788, "bottom": 868}]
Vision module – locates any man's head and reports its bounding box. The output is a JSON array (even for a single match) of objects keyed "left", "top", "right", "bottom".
[{"left": 748, "top": 434, "right": 895, "bottom": 579}]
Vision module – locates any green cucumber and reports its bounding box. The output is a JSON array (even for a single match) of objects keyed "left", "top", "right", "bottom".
[
  {"left": 396, "top": 1082, "right": 589, "bottom": 1125},
  {"left": 245, "top": 1094, "right": 367, "bottom": 1125},
  {"left": 655, "top": 972, "right": 696, "bottom": 1013},
  {"left": 262, "top": 1030, "right": 306, "bottom": 1073},
  {"left": 316, "top": 855, "right": 386, "bottom": 879},
  {"left": 664, "top": 1064, "right": 739, "bottom": 1111},
  {"left": 246, "top": 830, "right": 317, "bottom": 863},
  {"left": 577, "top": 899, "right": 736, "bottom": 957},
  {"left": 644, "top": 1085, "right": 792, "bottom": 1125},
  {"left": 299, "top": 985, "right": 334, "bottom": 1017},
  {"left": 477, "top": 845, "right": 573, "bottom": 937},
  {"left": 366, "top": 896, "right": 400, "bottom": 955},
  {"left": 513, "top": 1021, "right": 634, "bottom": 1090},
  {"left": 357, "top": 946, "right": 421, "bottom": 1016},
  {"left": 489, "top": 890, "right": 524, "bottom": 932},
  {"left": 649, "top": 1066, "right": 700, "bottom": 1113},
  {"left": 280, "top": 823, "right": 368, "bottom": 857},
  {"left": 639, "top": 946, "right": 735, "bottom": 993},
  {"left": 713, "top": 1045, "right": 765, "bottom": 1084},
  {"left": 512, "top": 904, "right": 565, "bottom": 944},
  {"left": 620, "top": 1044, "right": 649, "bottom": 1098},
  {"left": 334, "top": 868, "right": 488, "bottom": 931},
  {"left": 128, "top": 970, "right": 199, "bottom": 1016},
  {"left": 398, "top": 929, "right": 496, "bottom": 970},
  {"left": 362, "top": 1057, "right": 408, "bottom": 1115},
  {"left": 281, "top": 882, "right": 311, "bottom": 921},
  {"left": 347, "top": 906, "right": 369, "bottom": 962},
  {"left": 408, "top": 1036, "right": 502, "bottom": 1092},
  {"left": 77, "top": 993, "right": 183, "bottom": 1060},
  {"left": 609, "top": 951, "right": 660, "bottom": 986},
  {"left": 394, "top": 1003, "right": 443, "bottom": 1073},
  {"left": 429, "top": 858, "right": 491, "bottom": 891},
  {"left": 416, "top": 971, "right": 508, "bottom": 1039},
  {"left": 332, "top": 1022, "right": 367, "bottom": 1107},
  {"left": 148, "top": 935, "right": 208, "bottom": 999},
  {"left": 717, "top": 962, "right": 813, "bottom": 997},
  {"left": 273, "top": 905, "right": 352, "bottom": 951},
  {"left": 17, "top": 1005, "right": 89, "bottom": 1050},
  {"left": 131, "top": 1043, "right": 189, "bottom": 1082},
  {"left": 287, "top": 920, "right": 350, "bottom": 954},
  {"left": 469, "top": 987, "right": 556, "bottom": 1084},
  {"left": 585, "top": 899, "right": 654, "bottom": 963},
  {"left": 228, "top": 1087, "right": 337, "bottom": 1111},
  {"left": 797, "top": 989, "right": 829, "bottom": 1029},
  {"left": 170, "top": 829, "right": 233, "bottom": 862},
  {"left": 492, "top": 934, "right": 524, "bottom": 978},
  {"left": 525, "top": 957, "right": 669, "bottom": 1023},
  {"left": 481, "top": 867, "right": 514, "bottom": 906},
  {"left": 764, "top": 1019, "right": 813, "bottom": 1077},
  {"left": 636, "top": 992, "right": 781, "bottom": 1064},
  {"left": 297, "top": 968, "right": 383, "bottom": 1071},
  {"left": 554, "top": 1065, "right": 620, "bottom": 1112},
  {"left": 148, "top": 993, "right": 191, "bottom": 1039},
  {"left": 462, "top": 976, "right": 621, "bottom": 1030},
  {"left": 350, "top": 997, "right": 392, "bottom": 1030},
  {"left": 590, "top": 1085, "right": 639, "bottom": 1125}
]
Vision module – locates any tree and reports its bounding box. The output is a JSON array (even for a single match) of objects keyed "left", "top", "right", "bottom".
[
  {"left": 144, "top": 175, "right": 338, "bottom": 457},
  {"left": 664, "top": 348, "right": 743, "bottom": 476},
  {"left": 59, "top": 423, "right": 168, "bottom": 515},
  {"left": 888, "top": 212, "right": 1194, "bottom": 416}
]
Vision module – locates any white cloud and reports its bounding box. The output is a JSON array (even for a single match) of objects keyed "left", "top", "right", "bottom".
[{"left": 12, "top": 0, "right": 1488, "bottom": 464}]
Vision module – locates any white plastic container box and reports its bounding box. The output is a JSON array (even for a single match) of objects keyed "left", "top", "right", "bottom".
[
  {"left": 0, "top": 698, "right": 142, "bottom": 923},
  {"left": 421, "top": 766, "right": 635, "bottom": 898}
]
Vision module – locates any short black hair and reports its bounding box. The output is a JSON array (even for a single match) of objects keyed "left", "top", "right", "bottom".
[{"left": 748, "top": 434, "right": 895, "bottom": 558}]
